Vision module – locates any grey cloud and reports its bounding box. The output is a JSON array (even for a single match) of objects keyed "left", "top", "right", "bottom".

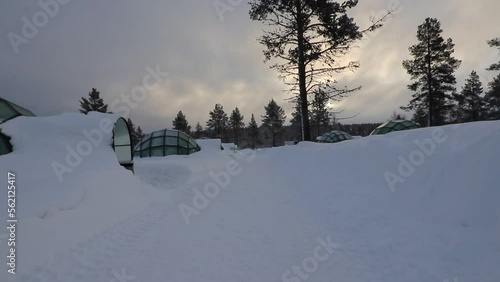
[{"left": 1, "top": 0, "right": 499, "bottom": 132}]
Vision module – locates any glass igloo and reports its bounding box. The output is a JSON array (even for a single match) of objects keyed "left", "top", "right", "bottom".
[
  {"left": 134, "top": 129, "right": 200, "bottom": 158},
  {"left": 0, "top": 97, "right": 35, "bottom": 124},
  {"left": 317, "top": 130, "right": 353, "bottom": 143},
  {"left": 0, "top": 97, "right": 34, "bottom": 156},
  {"left": 370, "top": 120, "right": 418, "bottom": 135},
  {"left": 0, "top": 129, "right": 12, "bottom": 156}
]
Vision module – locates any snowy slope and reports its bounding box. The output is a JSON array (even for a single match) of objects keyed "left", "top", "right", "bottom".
[
  {"left": 0, "top": 113, "right": 158, "bottom": 275},
  {"left": 0, "top": 115, "right": 499, "bottom": 282}
]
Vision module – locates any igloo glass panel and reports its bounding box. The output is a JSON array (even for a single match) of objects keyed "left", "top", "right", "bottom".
[
  {"left": 165, "top": 147, "right": 178, "bottom": 156},
  {"left": 152, "top": 130, "right": 165, "bottom": 137},
  {"left": 114, "top": 119, "right": 131, "bottom": 146},
  {"left": 115, "top": 147, "right": 132, "bottom": 163},
  {"left": 151, "top": 147, "right": 164, "bottom": 157},
  {"left": 151, "top": 137, "right": 164, "bottom": 147}
]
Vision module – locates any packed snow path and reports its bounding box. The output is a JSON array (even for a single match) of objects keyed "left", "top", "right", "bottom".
[{"left": 1, "top": 116, "right": 499, "bottom": 282}]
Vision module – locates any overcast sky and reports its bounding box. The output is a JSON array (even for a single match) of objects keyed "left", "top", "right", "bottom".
[{"left": 1, "top": 0, "right": 499, "bottom": 133}]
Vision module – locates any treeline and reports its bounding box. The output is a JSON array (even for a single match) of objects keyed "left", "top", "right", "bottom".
[
  {"left": 165, "top": 99, "right": 287, "bottom": 149},
  {"left": 246, "top": 0, "right": 500, "bottom": 140},
  {"left": 163, "top": 101, "right": 380, "bottom": 148},
  {"left": 401, "top": 18, "right": 500, "bottom": 126},
  {"left": 78, "top": 92, "right": 289, "bottom": 148},
  {"left": 77, "top": 88, "right": 377, "bottom": 149}
]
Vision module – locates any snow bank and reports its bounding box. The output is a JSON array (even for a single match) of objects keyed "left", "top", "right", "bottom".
[
  {"left": 221, "top": 142, "right": 238, "bottom": 152},
  {"left": 0, "top": 113, "right": 156, "bottom": 271},
  {"left": 196, "top": 138, "right": 222, "bottom": 152},
  {"left": 135, "top": 121, "right": 499, "bottom": 282},
  {"left": 1, "top": 118, "right": 499, "bottom": 282}
]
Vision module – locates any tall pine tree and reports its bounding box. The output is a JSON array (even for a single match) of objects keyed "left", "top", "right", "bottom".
[
  {"left": 194, "top": 122, "right": 204, "bottom": 139},
  {"left": 127, "top": 118, "right": 137, "bottom": 146},
  {"left": 310, "top": 90, "right": 331, "bottom": 138},
  {"left": 126, "top": 118, "right": 145, "bottom": 148},
  {"left": 412, "top": 107, "right": 427, "bottom": 126},
  {"left": 229, "top": 107, "right": 244, "bottom": 146},
  {"left": 402, "top": 18, "right": 461, "bottom": 127},
  {"left": 485, "top": 74, "right": 500, "bottom": 119},
  {"left": 249, "top": 0, "right": 389, "bottom": 141},
  {"left": 172, "top": 111, "right": 191, "bottom": 133},
  {"left": 206, "top": 104, "right": 229, "bottom": 140},
  {"left": 485, "top": 38, "right": 500, "bottom": 119},
  {"left": 452, "top": 71, "right": 484, "bottom": 122},
  {"left": 135, "top": 126, "right": 145, "bottom": 143},
  {"left": 79, "top": 88, "right": 108, "bottom": 114},
  {"left": 262, "top": 99, "right": 286, "bottom": 147},
  {"left": 247, "top": 114, "right": 260, "bottom": 150},
  {"left": 487, "top": 38, "right": 500, "bottom": 71}
]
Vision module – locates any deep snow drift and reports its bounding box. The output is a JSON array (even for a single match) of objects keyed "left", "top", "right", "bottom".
[{"left": 0, "top": 114, "right": 499, "bottom": 282}]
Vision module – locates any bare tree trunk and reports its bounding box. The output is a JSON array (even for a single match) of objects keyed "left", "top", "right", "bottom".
[{"left": 296, "top": 0, "right": 311, "bottom": 141}]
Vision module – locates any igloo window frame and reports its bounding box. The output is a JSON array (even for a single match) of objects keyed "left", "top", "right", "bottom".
[{"left": 112, "top": 117, "right": 134, "bottom": 172}]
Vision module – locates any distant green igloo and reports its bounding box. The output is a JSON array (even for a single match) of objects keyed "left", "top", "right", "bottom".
[
  {"left": 134, "top": 129, "right": 200, "bottom": 158},
  {"left": 370, "top": 120, "right": 419, "bottom": 135},
  {"left": 317, "top": 130, "right": 353, "bottom": 143}
]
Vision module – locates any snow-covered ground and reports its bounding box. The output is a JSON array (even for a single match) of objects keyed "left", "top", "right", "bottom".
[{"left": 0, "top": 113, "right": 499, "bottom": 282}]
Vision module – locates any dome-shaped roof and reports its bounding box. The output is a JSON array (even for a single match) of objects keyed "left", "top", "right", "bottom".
[
  {"left": 317, "top": 130, "right": 353, "bottom": 143},
  {"left": 0, "top": 129, "right": 12, "bottom": 156},
  {"left": 134, "top": 129, "right": 200, "bottom": 158},
  {"left": 0, "top": 97, "right": 35, "bottom": 124},
  {"left": 370, "top": 120, "right": 418, "bottom": 135}
]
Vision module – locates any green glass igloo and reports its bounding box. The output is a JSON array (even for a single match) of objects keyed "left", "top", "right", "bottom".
[
  {"left": 317, "top": 130, "right": 353, "bottom": 143},
  {"left": 134, "top": 129, "right": 200, "bottom": 158},
  {"left": 370, "top": 120, "right": 419, "bottom": 135}
]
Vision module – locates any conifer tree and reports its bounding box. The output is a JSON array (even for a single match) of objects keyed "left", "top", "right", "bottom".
[
  {"left": 487, "top": 38, "right": 500, "bottom": 72},
  {"left": 247, "top": 114, "right": 260, "bottom": 149},
  {"left": 206, "top": 104, "right": 229, "bottom": 139},
  {"left": 452, "top": 71, "right": 484, "bottom": 122},
  {"left": 249, "top": 0, "right": 389, "bottom": 141},
  {"left": 135, "top": 126, "right": 145, "bottom": 142},
  {"left": 290, "top": 101, "right": 303, "bottom": 141},
  {"left": 126, "top": 118, "right": 145, "bottom": 148},
  {"left": 402, "top": 18, "right": 461, "bottom": 126},
  {"left": 262, "top": 99, "right": 286, "bottom": 147},
  {"left": 229, "top": 107, "right": 244, "bottom": 146},
  {"left": 485, "top": 38, "right": 500, "bottom": 119},
  {"left": 310, "top": 90, "right": 331, "bottom": 138},
  {"left": 172, "top": 111, "right": 191, "bottom": 133},
  {"left": 194, "top": 122, "right": 204, "bottom": 139},
  {"left": 79, "top": 88, "right": 108, "bottom": 114}
]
